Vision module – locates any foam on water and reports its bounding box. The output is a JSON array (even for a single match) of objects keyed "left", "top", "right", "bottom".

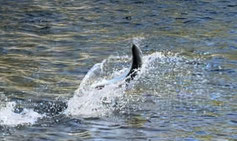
[
  {"left": 64, "top": 34, "right": 209, "bottom": 118},
  {"left": 0, "top": 101, "right": 44, "bottom": 127},
  {"left": 64, "top": 45, "right": 188, "bottom": 118},
  {"left": 64, "top": 60, "right": 128, "bottom": 117}
]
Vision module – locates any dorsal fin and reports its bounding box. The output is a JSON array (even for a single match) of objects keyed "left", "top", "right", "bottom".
[
  {"left": 95, "top": 44, "right": 143, "bottom": 89},
  {"left": 126, "top": 44, "right": 143, "bottom": 82}
]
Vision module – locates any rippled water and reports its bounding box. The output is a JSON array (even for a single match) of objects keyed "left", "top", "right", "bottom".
[{"left": 0, "top": 0, "right": 237, "bottom": 140}]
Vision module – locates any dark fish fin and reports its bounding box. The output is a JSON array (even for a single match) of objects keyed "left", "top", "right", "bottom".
[
  {"left": 125, "top": 44, "right": 143, "bottom": 82},
  {"left": 94, "top": 44, "right": 143, "bottom": 89}
]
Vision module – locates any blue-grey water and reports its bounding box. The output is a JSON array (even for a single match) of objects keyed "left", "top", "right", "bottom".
[{"left": 0, "top": 0, "right": 237, "bottom": 140}]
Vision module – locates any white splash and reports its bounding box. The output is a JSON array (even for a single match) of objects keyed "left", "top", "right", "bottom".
[
  {"left": 64, "top": 43, "right": 198, "bottom": 118},
  {"left": 64, "top": 50, "right": 170, "bottom": 118},
  {"left": 65, "top": 60, "right": 128, "bottom": 117},
  {"left": 0, "top": 102, "right": 44, "bottom": 127}
]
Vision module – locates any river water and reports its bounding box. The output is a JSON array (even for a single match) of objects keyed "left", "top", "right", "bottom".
[{"left": 0, "top": 0, "right": 236, "bottom": 140}]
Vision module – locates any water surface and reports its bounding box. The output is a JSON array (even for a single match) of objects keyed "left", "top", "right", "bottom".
[{"left": 0, "top": 0, "right": 236, "bottom": 140}]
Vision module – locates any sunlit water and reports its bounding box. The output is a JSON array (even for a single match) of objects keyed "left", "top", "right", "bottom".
[{"left": 0, "top": 0, "right": 236, "bottom": 140}]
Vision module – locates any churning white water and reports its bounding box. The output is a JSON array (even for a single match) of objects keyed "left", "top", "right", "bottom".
[
  {"left": 0, "top": 101, "right": 44, "bottom": 127},
  {"left": 64, "top": 46, "right": 199, "bottom": 118}
]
